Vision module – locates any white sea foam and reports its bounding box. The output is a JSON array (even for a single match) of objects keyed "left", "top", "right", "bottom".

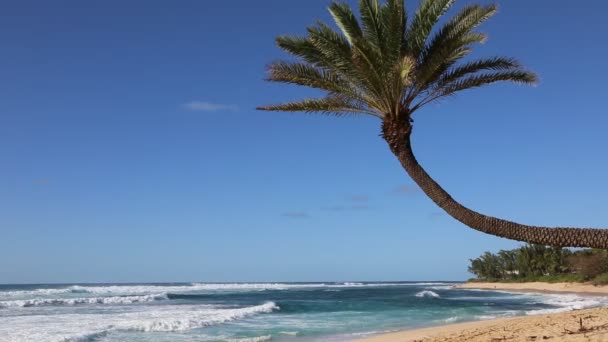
[
  {"left": 449, "top": 294, "right": 530, "bottom": 301},
  {"left": 229, "top": 336, "right": 272, "bottom": 342},
  {"left": 0, "top": 302, "right": 279, "bottom": 342},
  {"left": 349, "top": 331, "right": 381, "bottom": 336},
  {"left": 415, "top": 290, "right": 440, "bottom": 298},
  {"left": 460, "top": 289, "right": 607, "bottom": 316},
  {"left": 348, "top": 329, "right": 399, "bottom": 338},
  {"left": 0, "top": 282, "right": 427, "bottom": 299},
  {"left": 525, "top": 294, "right": 605, "bottom": 315},
  {"left": 0, "top": 294, "right": 167, "bottom": 308},
  {"left": 63, "top": 331, "right": 109, "bottom": 342},
  {"left": 473, "top": 310, "right": 519, "bottom": 321},
  {"left": 443, "top": 316, "right": 461, "bottom": 323},
  {"left": 426, "top": 285, "right": 455, "bottom": 290},
  {"left": 453, "top": 289, "right": 608, "bottom": 318},
  {"left": 124, "top": 302, "right": 278, "bottom": 332},
  {"left": 0, "top": 287, "right": 81, "bottom": 298},
  {"left": 0, "top": 284, "right": 265, "bottom": 298}
]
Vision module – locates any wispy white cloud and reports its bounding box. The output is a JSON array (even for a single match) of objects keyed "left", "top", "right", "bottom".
[{"left": 182, "top": 101, "right": 238, "bottom": 112}]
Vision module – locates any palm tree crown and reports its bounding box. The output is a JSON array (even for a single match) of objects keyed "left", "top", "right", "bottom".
[{"left": 258, "top": 0, "right": 537, "bottom": 120}]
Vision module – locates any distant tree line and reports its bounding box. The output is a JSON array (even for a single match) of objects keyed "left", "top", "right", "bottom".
[{"left": 468, "top": 245, "right": 608, "bottom": 284}]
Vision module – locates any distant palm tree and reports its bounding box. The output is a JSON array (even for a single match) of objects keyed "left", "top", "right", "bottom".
[{"left": 257, "top": 0, "right": 608, "bottom": 248}]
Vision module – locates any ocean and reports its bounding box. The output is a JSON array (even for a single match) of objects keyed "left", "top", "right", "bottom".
[{"left": 1, "top": 282, "right": 606, "bottom": 342}]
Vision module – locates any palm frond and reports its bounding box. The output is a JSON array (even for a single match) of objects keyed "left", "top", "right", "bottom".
[
  {"left": 276, "top": 35, "right": 325, "bottom": 67},
  {"left": 435, "top": 57, "right": 522, "bottom": 88},
  {"left": 379, "top": 0, "right": 407, "bottom": 64},
  {"left": 266, "top": 61, "right": 371, "bottom": 105},
  {"left": 419, "top": 4, "right": 496, "bottom": 66},
  {"left": 413, "top": 70, "right": 537, "bottom": 109},
  {"left": 267, "top": 61, "right": 343, "bottom": 89},
  {"left": 440, "top": 70, "right": 538, "bottom": 95},
  {"left": 329, "top": 2, "right": 385, "bottom": 84},
  {"left": 328, "top": 2, "right": 363, "bottom": 45},
  {"left": 430, "top": 4, "right": 496, "bottom": 48},
  {"left": 306, "top": 22, "right": 353, "bottom": 73},
  {"left": 257, "top": 96, "right": 381, "bottom": 117},
  {"left": 414, "top": 5, "right": 497, "bottom": 92},
  {"left": 359, "top": 0, "right": 385, "bottom": 55},
  {"left": 411, "top": 32, "right": 485, "bottom": 95},
  {"left": 406, "top": 0, "right": 456, "bottom": 57},
  {"left": 306, "top": 21, "right": 387, "bottom": 108}
]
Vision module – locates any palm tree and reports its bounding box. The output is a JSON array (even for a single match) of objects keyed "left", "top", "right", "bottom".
[{"left": 257, "top": 0, "right": 608, "bottom": 248}]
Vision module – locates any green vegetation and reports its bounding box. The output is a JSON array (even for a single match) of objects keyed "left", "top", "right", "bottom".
[
  {"left": 592, "top": 273, "right": 608, "bottom": 286},
  {"left": 468, "top": 245, "right": 608, "bottom": 284}
]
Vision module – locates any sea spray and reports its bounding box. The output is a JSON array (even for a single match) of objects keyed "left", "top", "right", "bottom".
[
  {"left": 415, "top": 290, "right": 440, "bottom": 298},
  {"left": 229, "top": 336, "right": 273, "bottom": 342},
  {"left": 0, "top": 282, "right": 426, "bottom": 299},
  {"left": 0, "top": 302, "right": 279, "bottom": 341},
  {"left": 0, "top": 294, "right": 167, "bottom": 308}
]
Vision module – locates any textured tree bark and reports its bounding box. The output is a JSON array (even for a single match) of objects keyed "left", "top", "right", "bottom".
[{"left": 381, "top": 118, "right": 608, "bottom": 248}]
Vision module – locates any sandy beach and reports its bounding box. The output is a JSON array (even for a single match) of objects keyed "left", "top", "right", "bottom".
[
  {"left": 457, "top": 282, "right": 608, "bottom": 296},
  {"left": 356, "top": 283, "right": 608, "bottom": 342}
]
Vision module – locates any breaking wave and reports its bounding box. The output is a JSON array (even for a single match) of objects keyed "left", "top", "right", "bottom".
[
  {"left": 0, "top": 282, "right": 438, "bottom": 299},
  {"left": 415, "top": 290, "right": 440, "bottom": 298},
  {"left": 228, "top": 336, "right": 272, "bottom": 342},
  {"left": 122, "top": 302, "right": 279, "bottom": 332},
  {"left": 426, "top": 285, "right": 455, "bottom": 290},
  {"left": 0, "top": 302, "right": 279, "bottom": 342},
  {"left": 525, "top": 294, "right": 605, "bottom": 315},
  {"left": 0, "top": 294, "right": 167, "bottom": 308}
]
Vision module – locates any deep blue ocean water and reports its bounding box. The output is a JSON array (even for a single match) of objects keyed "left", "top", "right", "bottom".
[{"left": 1, "top": 282, "right": 606, "bottom": 342}]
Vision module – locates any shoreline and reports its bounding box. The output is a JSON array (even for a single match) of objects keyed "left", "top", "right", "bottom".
[
  {"left": 355, "top": 282, "right": 608, "bottom": 342},
  {"left": 456, "top": 281, "right": 608, "bottom": 296}
]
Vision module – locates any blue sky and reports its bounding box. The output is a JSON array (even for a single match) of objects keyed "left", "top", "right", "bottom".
[{"left": 1, "top": 0, "right": 607, "bottom": 284}]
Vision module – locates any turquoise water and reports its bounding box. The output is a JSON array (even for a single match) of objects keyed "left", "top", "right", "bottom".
[{"left": 1, "top": 282, "right": 606, "bottom": 341}]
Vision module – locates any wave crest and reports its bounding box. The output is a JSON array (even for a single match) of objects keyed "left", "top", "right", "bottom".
[
  {"left": 124, "top": 302, "right": 279, "bottom": 332},
  {"left": 415, "top": 290, "right": 440, "bottom": 298},
  {"left": 0, "top": 302, "right": 279, "bottom": 341},
  {"left": 229, "top": 336, "right": 272, "bottom": 342},
  {"left": 0, "top": 282, "right": 444, "bottom": 299},
  {"left": 0, "top": 294, "right": 167, "bottom": 308},
  {"left": 526, "top": 294, "right": 603, "bottom": 315}
]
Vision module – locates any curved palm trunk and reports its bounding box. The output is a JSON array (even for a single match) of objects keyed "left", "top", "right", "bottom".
[{"left": 382, "top": 118, "right": 608, "bottom": 248}]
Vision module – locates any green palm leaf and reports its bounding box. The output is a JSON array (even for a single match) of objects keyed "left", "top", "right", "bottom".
[
  {"left": 415, "top": 5, "right": 497, "bottom": 91},
  {"left": 328, "top": 2, "right": 363, "bottom": 46},
  {"left": 359, "top": 0, "right": 385, "bottom": 55},
  {"left": 440, "top": 70, "right": 538, "bottom": 95},
  {"left": 406, "top": 0, "right": 455, "bottom": 58},
  {"left": 435, "top": 57, "right": 523, "bottom": 88},
  {"left": 379, "top": 0, "right": 407, "bottom": 64},
  {"left": 257, "top": 96, "right": 378, "bottom": 117}
]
